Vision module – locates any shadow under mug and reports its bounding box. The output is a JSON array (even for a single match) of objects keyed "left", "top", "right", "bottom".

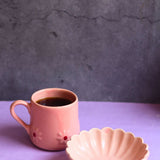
[{"left": 10, "top": 88, "right": 80, "bottom": 150}]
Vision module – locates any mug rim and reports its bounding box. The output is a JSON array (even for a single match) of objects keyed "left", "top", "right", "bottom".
[{"left": 31, "top": 88, "right": 78, "bottom": 109}]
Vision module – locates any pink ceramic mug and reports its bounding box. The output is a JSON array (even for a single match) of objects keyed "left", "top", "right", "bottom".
[{"left": 10, "top": 88, "right": 80, "bottom": 150}]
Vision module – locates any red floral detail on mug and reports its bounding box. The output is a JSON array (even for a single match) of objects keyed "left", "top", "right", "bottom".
[
  {"left": 57, "top": 130, "right": 71, "bottom": 145},
  {"left": 31, "top": 127, "right": 42, "bottom": 144},
  {"left": 63, "top": 136, "right": 68, "bottom": 140},
  {"left": 33, "top": 132, "right": 36, "bottom": 137}
]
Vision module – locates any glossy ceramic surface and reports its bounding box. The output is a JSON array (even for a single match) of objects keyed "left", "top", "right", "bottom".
[{"left": 66, "top": 127, "right": 149, "bottom": 160}]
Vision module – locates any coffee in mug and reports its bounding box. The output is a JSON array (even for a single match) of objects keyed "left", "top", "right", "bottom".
[{"left": 36, "top": 97, "right": 72, "bottom": 107}]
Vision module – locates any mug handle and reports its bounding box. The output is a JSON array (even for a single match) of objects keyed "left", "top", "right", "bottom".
[{"left": 10, "top": 100, "right": 31, "bottom": 134}]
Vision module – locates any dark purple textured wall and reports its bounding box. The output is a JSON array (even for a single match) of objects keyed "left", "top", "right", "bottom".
[{"left": 0, "top": 0, "right": 160, "bottom": 102}]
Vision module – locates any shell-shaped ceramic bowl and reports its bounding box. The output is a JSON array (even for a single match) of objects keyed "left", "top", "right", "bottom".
[{"left": 66, "top": 128, "right": 149, "bottom": 160}]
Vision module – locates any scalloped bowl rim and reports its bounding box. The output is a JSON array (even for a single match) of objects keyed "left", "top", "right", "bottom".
[{"left": 66, "top": 127, "right": 149, "bottom": 160}]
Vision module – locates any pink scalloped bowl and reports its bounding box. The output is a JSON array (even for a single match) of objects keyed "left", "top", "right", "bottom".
[{"left": 66, "top": 128, "right": 149, "bottom": 160}]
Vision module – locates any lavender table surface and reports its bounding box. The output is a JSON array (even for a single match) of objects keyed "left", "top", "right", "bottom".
[{"left": 0, "top": 101, "right": 160, "bottom": 160}]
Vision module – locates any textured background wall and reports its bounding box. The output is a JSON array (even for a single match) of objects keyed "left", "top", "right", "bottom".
[{"left": 0, "top": 0, "right": 160, "bottom": 102}]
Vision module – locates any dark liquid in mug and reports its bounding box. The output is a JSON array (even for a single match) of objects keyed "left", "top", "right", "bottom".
[{"left": 36, "top": 97, "right": 72, "bottom": 107}]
